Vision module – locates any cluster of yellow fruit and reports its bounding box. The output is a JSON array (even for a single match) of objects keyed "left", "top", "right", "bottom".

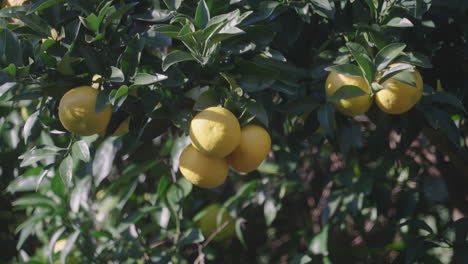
[
  {"left": 325, "top": 63, "right": 424, "bottom": 116},
  {"left": 58, "top": 86, "right": 129, "bottom": 137},
  {"left": 179, "top": 106, "right": 271, "bottom": 188}
]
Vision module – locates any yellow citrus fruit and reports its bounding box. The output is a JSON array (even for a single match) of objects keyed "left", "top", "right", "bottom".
[
  {"left": 189, "top": 107, "right": 241, "bottom": 158},
  {"left": 2, "top": 0, "right": 27, "bottom": 7},
  {"left": 228, "top": 125, "right": 271, "bottom": 173},
  {"left": 53, "top": 239, "right": 68, "bottom": 254},
  {"left": 375, "top": 64, "right": 423, "bottom": 114},
  {"left": 58, "top": 86, "right": 112, "bottom": 136},
  {"left": 179, "top": 145, "right": 228, "bottom": 188},
  {"left": 98, "top": 118, "right": 130, "bottom": 137},
  {"left": 197, "top": 203, "right": 235, "bottom": 241},
  {"left": 325, "top": 72, "right": 372, "bottom": 117}
]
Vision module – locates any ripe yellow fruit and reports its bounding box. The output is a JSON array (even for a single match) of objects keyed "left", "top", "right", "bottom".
[
  {"left": 325, "top": 72, "right": 372, "bottom": 117},
  {"left": 179, "top": 145, "right": 228, "bottom": 188},
  {"left": 228, "top": 125, "right": 271, "bottom": 173},
  {"left": 1, "top": 0, "right": 27, "bottom": 7},
  {"left": 98, "top": 118, "right": 130, "bottom": 137},
  {"left": 58, "top": 86, "right": 112, "bottom": 136},
  {"left": 53, "top": 239, "right": 67, "bottom": 253},
  {"left": 189, "top": 107, "right": 241, "bottom": 158},
  {"left": 197, "top": 203, "right": 235, "bottom": 241},
  {"left": 375, "top": 65, "right": 423, "bottom": 114}
]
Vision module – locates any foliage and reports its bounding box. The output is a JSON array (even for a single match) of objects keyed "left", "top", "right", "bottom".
[{"left": 0, "top": 0, "right": 467, "bottom": 263}]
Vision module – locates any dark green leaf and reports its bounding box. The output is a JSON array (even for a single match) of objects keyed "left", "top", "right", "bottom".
[
  {"left": 276, "top": 97, "right": 321, "bottom": 115},
  {"left": 163, "top": 0, "right": 183, "bottom": 10},
  {"left": 326, "top": 85, "right": 368, "bottom": 102},
  {"left": 117, "top": 206, "right": 160, "bottom": 233},
  {"left": 424, "top": 92, "right": 465, "bottom": 113},
  {"left": 317, "top": 103, "right": 335, "bottom": 136},
  {"left": 195, "top": 0, "right": 210, "bottom": 29},
  {"left": 95, "top": 89, "right": 111, "bottom": 114},
  {"left": 51, "top": 173, "right": 66, "bottom": 199},
  {"left": 178, "top": 228, "right": 204, "bottom": 247},
  {"left": 27, "top": 0, "right": 70, "bottom": 15},
  {"left": 246, "top": 101, "right": 269, "bottom": 127},
  {"left": 162, "top": 50, "right": 196, "bottom": 72},
  {"left": 346, "top": 42, "right": 376, "bottom": 83},
  {"left": 325, "top": 64, "right": 362, "bottom": 77},
  {"left": 374, "top": 43, "right": 407, "bottom": 71},
  {"left": 71, "top": 140, "right": 90, "bottom": 163}
]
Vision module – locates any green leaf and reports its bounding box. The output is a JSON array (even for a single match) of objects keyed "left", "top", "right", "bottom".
[
  {"left": 13, "top": 193, "right": 56, "bottom": 209},
  {"left": 48, "top": 227, "right": 66, "bottom": 264},
  {"left": 276, "top": 97, "right": 321, "bottom": 115},
  {"left": 7, "top": 174, "right": 49, "bottom": 193},
  {"left": 193, "top": 89, "right": 221, "bottom": 111},
  {"left": 195, "top": 0, "right": 210, "bottom": 29},
  {"left": 163, "top": 0, "right": 183, "bottom": 10},
  {"left": 392, "top": 71, "right": 416, "bottom": 87},
  {"left": 235, "top": 219, "right": 247, "bottom": 248},
  {"left": 117, "top": 206, "right": 160, "bottom": 233},
  {"left": 27, "top": 0, "right": 70, "bottom": 15},
  {"left": 290, "top": 254, "right": 312, "bottom": 264},
  {"left": 346, "top": 42, "right": 376, "bottom": 83},
  {"left": 327, "top": 85, "right": 367, "bottom": 102},
  {"left": 70, "top": 177, "right": 91, "bottom": 213},
  {"left": 386, "top": 17, "right": 414, "bottom": 28},
  {"left": 110, "top": 85, "right": 128, "bottom": 110},
  {"left": 16, "top": 223, "right": 33, "bottom": 250},
  {"left": 60, "top": 230, "right": 80, "bottom": 264},
  {"left": 220, "top": 72, "right": 243, "bottom": 96},
  {"left": 424, "top": 92, "right": 465, "bottom": 113},
  {"left": 245, "top": 101, "right": 269, "bottom": 127},
  {"left": 264, "top": 199, "right": 277, "bottom": 226},
  {"left": 0, "top": 82, "right": 16, "bottom": 97},
  {"left": 51, "top": 173, "right": 66, "bottom": 199},
  {"left": 71, "top": 140, "right": 90, "bottom": 163},
  {"left": 308, "top": 225, "right": 329, "bottom": 255},
  {"left": 374, "top": 43, "right": 407, "bottom": 71},
  {"left": 325, "top": 64, "right": 362, "bottom": 77},
  {"left": 378, "top": 63, "right": 414, "bottom": 84},
  {"left": 317, "top": 103, "right": 335, "bottom": 136},
  {"left": 110, "top": 66, "right": 124, "bottom": 83},
  {"left": 93, "top": 137, "right": 120, "bottom": 186},
  {"left": 394, "top": 52, "right": 432, "bottom": 68},
  {"left": 134, "top": 73, "right": 168, "bottom": 85},
  {"left": 119, "top": 34, "right": 144, "bottom": 77},
  {"left": 59, "top": 155, "right": 73, "bottom": 186},
  {"left": 79, "top": 14, "right": 100, "bottom": 33},
  {"left": 177, "top": 228, "right": 204, "bottom": 247},
  {"left": 95, "top": 89, "right": 111, "bottom": 114},
  {"left": 22, "top": 111, "right": 39, "bottom": 144},
  {"left": 162, "top": 50, "right": 196, "bottom": 72}
]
